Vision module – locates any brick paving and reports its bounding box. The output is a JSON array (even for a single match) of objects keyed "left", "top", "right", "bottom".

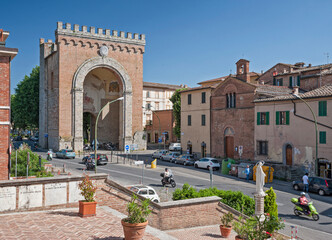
[
  {"left": 167, "top": 225, "right": 237, "bottom": 240},
  {"left": 0, "top": 208, "right": 159, "bottom": 240}
]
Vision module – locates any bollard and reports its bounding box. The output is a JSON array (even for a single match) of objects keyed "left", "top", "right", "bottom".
[
  {"left": 151, "top": 159, "right": 157, "bottom": 169},
  {"left": 117, "top": 151, "right": 119, "bottom": 163},
  {"left": 111, "top": 150, "right": 113, "bottom": 162}
]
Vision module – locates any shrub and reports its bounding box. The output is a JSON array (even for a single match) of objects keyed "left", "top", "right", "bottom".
[
  {"left": 124, "top": 194, "right": 151, "bottom": 224},
  {"left": 10, "top": 143, "right": 51, "bottom": 177},
  {"left": 264, "top": 187, "right": 278, "bottom": 218},
  {"left": 78, "top": 175, "right": 97, "bottom": 202},
  {"left": 221, "top": 212, "right": 233, "bottom": 227},
  {"left": 172, "top": 184, "right": 255, "bottom": 216}
]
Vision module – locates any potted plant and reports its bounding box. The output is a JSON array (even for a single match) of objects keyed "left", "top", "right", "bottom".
[
  {"left": 78, "top": 174, "right": 97, "bottom": 217},
  {"left": 233, "top": 217, "right": 249, "bottom": 240},
  {"left": 121, "top": 194, "right": 152, "bottom": 240},
  {"left": 220, "top": 212, "right": 233, "bottom": 238}
]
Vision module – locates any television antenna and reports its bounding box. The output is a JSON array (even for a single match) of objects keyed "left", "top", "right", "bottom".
[{"left": 324, "top": 52, "right": 329, "bottom": 64}]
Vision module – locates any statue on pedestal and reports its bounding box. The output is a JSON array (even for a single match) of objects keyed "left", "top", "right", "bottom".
[{"left": 254, "top": 161, "right": 266, "bottom": 220}]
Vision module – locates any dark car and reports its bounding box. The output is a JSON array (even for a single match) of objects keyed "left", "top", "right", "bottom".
[
  {"left": 14, "top": 136, "right": 23, "bottom": 141},
  {"left": 293, "top": 176, "right": 332, "bottom": 196},
  {"left": 175, "top": 154, "right": 195, "bottom": 166},
  {"left": 82, "top": 154, "right": 108, "bottom": 165}
]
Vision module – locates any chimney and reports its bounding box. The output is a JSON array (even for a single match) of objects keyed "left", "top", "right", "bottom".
[
  {"left": 308, "top": 63, "right": 312, "bottom": 67},
  {"left": 236, "top": 59, "right": 250, "bottom": 82},
  {"left": 0, "top": 29, "right": 10, "bottom": 47},
  {"left": 292, "top": 86, "right": 299, "bottom": 95}
]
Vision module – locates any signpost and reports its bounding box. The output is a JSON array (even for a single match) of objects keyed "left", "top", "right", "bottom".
[
  {"left": 162, "top": 132, "right": 167, "bottom": 150},
  {"left": 125, "top": 144, "right": 130, "bottom": 154},
  {"left": 238, "top": 145, "right": 243, "bottom": 160}
]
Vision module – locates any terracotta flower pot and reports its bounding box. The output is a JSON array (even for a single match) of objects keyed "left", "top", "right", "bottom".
[
  {"left": 78, "top": 201, "right": 97, "bottom": 217},
  {"left": 121, "top": 219, "right": 148, "bottom": 240},
  {"left": 235, "top": 235, "right": 245, "bottom": 240},
  {"left": 220, "top": 225, "right": 232, "bottom": 238}
]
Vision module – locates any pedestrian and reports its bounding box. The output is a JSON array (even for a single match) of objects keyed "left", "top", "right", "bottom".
[
  {"left": 245, "top": 165, "right": 250, "bottom": 182},
  {"left": 302, "top": 173, "right": 309, "bottom": 192}
]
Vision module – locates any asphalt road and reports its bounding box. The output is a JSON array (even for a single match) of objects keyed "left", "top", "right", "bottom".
[{"left": 24, "top": 145, "right": 332, "bottom": 240}]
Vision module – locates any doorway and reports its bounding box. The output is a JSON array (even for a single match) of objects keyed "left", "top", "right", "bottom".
[
  {"left": 225, "top": 136, "right": 234, "bottom": 158},
  {"left": 286, "top": 144, "right": 293, "bottom": 166}
]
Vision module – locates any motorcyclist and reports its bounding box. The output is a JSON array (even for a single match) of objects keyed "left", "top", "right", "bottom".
[
  {"left": 47, "top": 149, "right": 53, "bottom": 161},
  {"left": 299, "top": 192, "right": 310, "bottom": 213},
  {"left": 164, "top": 168, "right": 170, "bottom": 183}
]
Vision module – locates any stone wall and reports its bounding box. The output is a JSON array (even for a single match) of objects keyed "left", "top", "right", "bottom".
[{"left": 0, "top": 174, "right": 107, "bottom": 213}]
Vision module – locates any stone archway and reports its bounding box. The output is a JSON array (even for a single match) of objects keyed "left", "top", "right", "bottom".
[
  {"left": 72, "top": 57, "right": 132, "bottom": 151},
  {"left": 224, "top": 127, "right": 235, "bottom": 158}
]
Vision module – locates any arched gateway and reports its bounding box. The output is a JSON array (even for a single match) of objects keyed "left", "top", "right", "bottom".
[{"left": 39, "top": 22, "right": 146, "bottom": 151}]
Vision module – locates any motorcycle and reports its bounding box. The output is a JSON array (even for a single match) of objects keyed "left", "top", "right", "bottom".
[
  {"left": 160, "top": 171, "right": 176, "bottom": 188},
  {"left": 85, "top": 158, "right": 95, "bottom": 171},
  {"left": 291, "top": 194, "right": 319, "bottom": 221}
]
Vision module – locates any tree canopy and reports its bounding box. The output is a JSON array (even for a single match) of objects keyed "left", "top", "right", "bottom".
[
  {"left": 170, "top": 88, "right": 186, "bottom": 138},
  {"left": 11, "top": 66, "right": 39, "bottom": 130}
]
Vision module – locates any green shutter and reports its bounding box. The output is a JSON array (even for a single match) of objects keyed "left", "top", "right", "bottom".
[
  {"left": 320, "top": 131, "right": 327, "bottom": 144},
  {"left": 276, "top": 111, "right": 280, "bottom": 125},
  {"left": 273, "top": 78, "right": 276, "bottom": 85},
  {"left": 280, "top": 78, "right": 283, "bottom": 86},
  {"left": 324, "top": 101, "right": 327, "bottom": 116},
  {"left": 297, "top": 76, "right": 300, "bottom": 86},
  {"left": 286, "top": 111, "right": 290, "bottom": 125},
  {"left": 318, "top": 101, "right": 322, "bottom": 116},
  {"left": 289, "top": 76, "right": 293, "bottom": 87},
  {"left": 266, "top": 112, "right": 270, "bottom": 125},
  {"left": 257, "top": 112, "right": 261, "bottom": 125},
  {"left": 319, "top": 101, "right": 327, "bottom": 116}
]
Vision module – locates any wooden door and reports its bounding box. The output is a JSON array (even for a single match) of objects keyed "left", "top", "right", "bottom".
[
  {"left": 286, "top": 145, "right": 292, "bottom": 166},
  {"left": 225, "top": 136, "right": 234, "bottom": 158}
]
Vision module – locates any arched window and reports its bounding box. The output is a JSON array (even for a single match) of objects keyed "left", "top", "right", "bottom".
[{"left": 226, "top": 93, "right": 236, "bottom": 108}]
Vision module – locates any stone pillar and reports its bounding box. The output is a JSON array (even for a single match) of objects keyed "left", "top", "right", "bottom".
[
  {"left": 254, "top": 194, "right": 265, "bottom": 221},
  {"left": 73, "top": 88, "right": 84, "bottom": 152},
  {"left": 122, "top": 91, "right": 133, "bottom": 150}
]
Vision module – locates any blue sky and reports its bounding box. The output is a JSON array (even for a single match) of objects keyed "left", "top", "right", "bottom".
[{"left": 2, "top": 0, "right": 332, "bottom": 92}]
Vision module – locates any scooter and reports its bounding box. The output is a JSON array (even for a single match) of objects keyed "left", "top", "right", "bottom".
[
  {"left": 160, "top": 173, "right": 176, "bottom": 188},
  {"left": 291, "top": 196, "right": 319, "bottom": 221},
  {"left": 85, "top": 158, "right": 95, "bottom": 171},
  {"left": 47, "top": 150, "right": 53, "bottom": 161}
]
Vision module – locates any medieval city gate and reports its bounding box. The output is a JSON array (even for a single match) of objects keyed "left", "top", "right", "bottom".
[{"left": 39, "top": 22, "right": 146, "bottom": 151}]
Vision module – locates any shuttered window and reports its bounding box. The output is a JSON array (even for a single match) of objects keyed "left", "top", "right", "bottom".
[
  {"left": 276, "top": 111, "right": 290, "bottom": 125},
  {"left": 297, "top": 76, "right": 300, "bottom": 86},
  {"left": 319, "top": 131, "right": 326, "bottom": 144},
  {"left": 318, "top": 101, "right": 327, "bottom": 116},
  {"left": 201, "top": 114, "right": 206, "bottom": 126},
  {"left": 201, "top": 92, "right": 206, "bottom": 104},
  {"left": 188, "top": 115, "right": 191, "bottom": 126},
  {"left": 188, "top": 94, "right": 192, "bottom": 105},
  {"left": 289, "top": 76, "right": 293, "bottom": 87},
  {"left": 257, "top": 112, "right": 269, "bottom": 125}
]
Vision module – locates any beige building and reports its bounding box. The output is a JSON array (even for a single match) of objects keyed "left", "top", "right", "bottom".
[
  {"left": 180, "top": 86, "right": 213, "bottom": 157},
  {"left": 143, "top": 82, "right": 182, "bottom": 127},
  {"left": 254, "top": 85, "right": 332, "bottom": 177}
]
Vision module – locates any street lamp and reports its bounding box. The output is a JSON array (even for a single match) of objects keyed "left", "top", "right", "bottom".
[
  {"left": 292, "top": 92, "right": 318, "bottom": 176},
  {"left": 94, "top": 96, "right": 124, "bottom": 173},
  {"left": 143, "top": 104, "right": 161, "bottom": 150}
]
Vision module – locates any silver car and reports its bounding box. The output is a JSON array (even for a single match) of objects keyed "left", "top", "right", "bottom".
[
  {"left": 175, "top": 154, "right": 195, "bottom": 165},
  {"left": 194, "top": 158, "right": 220, "bottom": 170},
  {"left": 151, "top": 150, "right": 169, "bottom": 159},
  {"left": 161, "top": 152, "right": 180, "bottom": 162}
]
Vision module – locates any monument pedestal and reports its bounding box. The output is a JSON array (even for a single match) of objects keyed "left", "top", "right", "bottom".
[{"left": 254, "top": 193, "right": 266, "bottom": 221}]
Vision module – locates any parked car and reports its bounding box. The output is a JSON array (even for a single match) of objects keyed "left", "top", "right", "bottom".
[
  {"left": 128, "top": 185, "right": 160, "bottom": 203},
  {"left": 151, "top": 150, "right": 169, "bottom": 159},
  {"left": 293, "top": 176, "right": 332, "bottom": 196},
  {"left": 82, "top": 154, "right": 108, "bottom": 165},
  {"left": 169, "top": 143, "right": 181, "bottom": 151},
  {"left": 56, "top": 149, "right": 76, "bottom": 159},
  {"left": 194, "top": 158, "right": 220, "bottom": 170},
  {"left": 14, "top": 136, "right": 23, "bottom": 141},
  {"left": 30, "top": 136, "right": 39, "bottom": 142},
  {"left": 175, "top": 154, "right": 195, "bottom": 165},
  {"left": 161, "top": 152, "right": 180, "bottom": 162}
]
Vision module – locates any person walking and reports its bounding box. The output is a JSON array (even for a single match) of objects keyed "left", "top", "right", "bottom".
[
  {"left": 245, "top": 165, "right": 250, "bottom": 182},
  {"left": 303, "top": 173, "right": 309, "bottom": 192}
]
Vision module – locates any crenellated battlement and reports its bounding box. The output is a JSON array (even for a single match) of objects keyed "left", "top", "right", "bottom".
[{"left": 56, "top": 21, "right": 145, "bottom": 46}]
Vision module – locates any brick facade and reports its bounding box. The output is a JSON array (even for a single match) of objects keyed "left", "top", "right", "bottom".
[
  {"left": 39, "top": 22, "right": 145, "bottom": 151},
  {"left": 0, "top": 30, "right": 18, "bottom": 180},
  {"left": 211, "top": 77, "right": 256, "bottom": 160},
  {"left": 145, "top": 109, "right": 176, "bottom": 144}
]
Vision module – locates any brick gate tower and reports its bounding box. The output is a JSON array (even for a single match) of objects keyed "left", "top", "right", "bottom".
[
  {"left": 0, "top": 29, "right": 18, "bottom": 180},
  {"left": 39, "top": 22, "right": 146, "bottom": 151}
]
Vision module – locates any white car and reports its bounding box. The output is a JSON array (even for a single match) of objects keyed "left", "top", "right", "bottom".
[
  {"left": 161, "top": 152, "right": 180, "bottom": 162},
  {"left": 128, "top": 185, "right": 160, "bottom": 203},
  {"left": 151, "top": 150, "right": 169, "bottom": 159},
  {"left": 194, "top": 158, "right": 220, "bottom": 170},
  {"left": 169, "top": 143, "right": 181, "bottom": 151}
]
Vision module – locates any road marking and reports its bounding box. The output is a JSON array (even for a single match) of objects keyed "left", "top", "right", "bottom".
[{"left": 276, "top": 202, "right": 284, "bottom": 206}]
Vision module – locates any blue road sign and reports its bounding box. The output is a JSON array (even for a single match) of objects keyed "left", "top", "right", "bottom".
[
  {"left": 158, "top": 138, "right": 162, "bottom": 143},
  {"left": 125, "top": 145, "right": 130, "bottom": 151}
]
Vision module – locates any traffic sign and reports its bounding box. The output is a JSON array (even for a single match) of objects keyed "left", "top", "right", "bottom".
[
  {"left": 134, "top": 160, "right": 144, "bottom": 165},
  {"left": 158, "top": 137, "right": 162, "bottom": 143},
  {"left": 125, "top": 144, "right": 130, "bottom": 153},
  {"left": 162, "top": 132, "right": 168, "bottom": 135}
]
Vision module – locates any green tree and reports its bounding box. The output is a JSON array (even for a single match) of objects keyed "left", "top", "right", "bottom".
[
  {"left": 11, "top": 66, "right": 40, "bottom": 130},
  {"left": 170, "top": 88, "right": 186, "bottom": 138},
  {"left": 264, "top": 187, "right": 278, "bottom": 218}
]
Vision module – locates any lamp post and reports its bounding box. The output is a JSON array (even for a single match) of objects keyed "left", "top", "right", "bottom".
[
  {"left": 292, "top": 93, "right": 318, "bottom": 176},
  {"left": 94, "top": 96, "right": 124, "bottom": 173},
  {"left": 143, "top": 105, "right": 161, "bottom": 150}
]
